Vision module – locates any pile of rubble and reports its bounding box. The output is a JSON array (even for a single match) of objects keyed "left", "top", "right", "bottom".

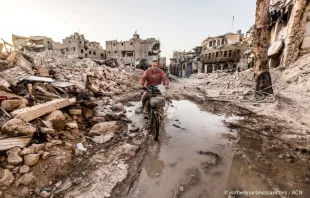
[{"left": 0, "top": 50, "right": 143, "bottom": 197}]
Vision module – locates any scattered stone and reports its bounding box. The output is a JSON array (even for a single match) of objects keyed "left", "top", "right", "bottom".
[
  {"left": 17, "top": 172, "right": 36, "bottom": 186},
  {"left": 69, "top": 109, "right": 82, "bottom": 115},
  {"left": 43, "top": 110, "right": 66, "bottom": 130},
  {"left": 83, "top": 108, "right": 93, "bottom": 118},
  {"left": 19, "top": 165, "right": 30, "bottom": 174},
  {"left": 1, "top": 118, "right": 36, "bottom": 136},
  {"left": 6, "top": 147, "right": 23, "bottom": 165},
  {"left": 129, "top": 127, "right": 139, "bottom": 133},
  {"left": 40, "top": 127, "right": 56, "bottom": 135},
  {"left": 0, "top": 168, "right": 14, "bottom": 187},
  {"left": 12, "top": 166, "right": 19, "bottom": 174},
  {"left": 40, "top": 191, "right": 51, "bottom": 198},
  {"left": 172, "top": 124, "right": 181, "bottom": 128},
  {"left": 89, "top": 121, "right": 118, "bottom": 136},
  {"left": 51, "top": 140, "right": 62, "bottom": 145},
  {"left": 24, "top": 154, "right": 40, "bottom": 166},
  {"left": 1, "top": 99, "right": 28, "bottom": 112},
  {"left": 5, "top": 165, "right": 15, "bottom": 170},
  {"left": 66, "top": 122, "right": 78, "bottom": 129}
]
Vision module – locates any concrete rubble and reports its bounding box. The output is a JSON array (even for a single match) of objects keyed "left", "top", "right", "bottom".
[{"left": 0, "top": 48, "right": 143, "bottom": 197}]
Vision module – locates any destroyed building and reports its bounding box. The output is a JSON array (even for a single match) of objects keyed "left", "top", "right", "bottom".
[
  {"left": 169, "top": 50, "right": 202, "bottom": 77},
  {"left": 200, "top": 31, "right": 250, "bottom": 73},
  {"left": 268, "top": 0, "right": 310, "bottom": 67},
  {"left": 106, "top": 32, "right": 161, "bottom": 66},
  {"left": 12, "top": 35, "right": 56, "bottom": 52},
  {"left": 62, "top": 32, "right": 106, "bottom": 60}
]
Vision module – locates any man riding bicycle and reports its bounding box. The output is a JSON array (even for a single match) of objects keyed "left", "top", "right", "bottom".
[{"left": 136, "top": 59, "right": 169, "bottom": 114}]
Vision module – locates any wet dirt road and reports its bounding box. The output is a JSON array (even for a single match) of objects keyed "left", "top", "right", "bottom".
[{"left": 128, "top": 100, "right": 241, "bottom": 198}]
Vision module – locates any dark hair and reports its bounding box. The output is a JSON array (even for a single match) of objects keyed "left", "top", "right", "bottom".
[{"left": 152, "top": 60, "right": 158, "bottom": 63}]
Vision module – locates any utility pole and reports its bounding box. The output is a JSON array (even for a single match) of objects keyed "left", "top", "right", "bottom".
[{"left": 253, "top": 0, "right": 273, "bottom": 94}]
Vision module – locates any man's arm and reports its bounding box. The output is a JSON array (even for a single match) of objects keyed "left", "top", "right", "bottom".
[
  {"left": 161, "top": 70, "right": 169, "bottom": 86},
  {"left": 139, "top": 70, "right": 148, "bottom": 87}
]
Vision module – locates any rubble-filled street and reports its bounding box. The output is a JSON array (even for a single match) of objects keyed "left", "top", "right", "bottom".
[{"left": 1, "top": 0, "right": 310, "bottom": 197}]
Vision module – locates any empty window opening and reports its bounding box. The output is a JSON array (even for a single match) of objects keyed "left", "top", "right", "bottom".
[
  {"left": 209, "top": 41, "right": 212, "bottom": 47},
  {"left": 221, "top": 38, "right": 225, "bottom": 45},
  {"left": 73, "top": 47, "right": 76, "bottom": 51},
  {"left": 113, "top": 43, "right": 116, "bottom": 46},
  {"left": 229, "top": 50, "right": 232, "bottom": 57},
  {"left": 89, "top": 51, "right": 91, "bottom": 54},
  {"left": 127, "top": 53, "right": 134, "bottom": 57},
  {"left": 69, "top": 41, "right": 71, "bottom": 43},
  {"left": 213, "top": 40, "right": 216, "bottom": 46},
  {"left": 131, "top": 42, "right": 133, "bottom": 45},
  {"left": 121, "top": 43, "right": 124, "bottom": 46},
  {"left": 66, "top": 48, "right": 69, "bottom": 52},
  {"left": 216, "top": 52, "right": 219, "bottom": 58},
  {"left": 208, "top": 54, "right": 211, "bottom": 59},
  {"left": 114, "top": 51, "right": 117, "bottom": 53},
  {"left": 47, "top": 41, "right": 50, "bottom": 44},
  {"left": 93, "top": 51, "right": 96, "bottom": 55},
  {"left": 101, "top": 54, "right": 104, "bottom": 57},
  {"left": 108, "top": 51, "right": 111, "bottom": 54},
  {"left": 80, "top": 41, "right": 81, "bottom": 44},
  {"left": 81, "top": 49, "right": 84, "bottom": 53},
  {"left": 217, "top": 39, "right": 220, "bottom": 46},
  {"left": 220, "top": 51, "right": 223, "bottom": 57},
  {"left": 224, "top": 51, "right": 227, "bottom": 57}
]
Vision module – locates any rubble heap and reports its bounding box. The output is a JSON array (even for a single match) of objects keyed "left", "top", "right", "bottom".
[{"left": 0, "top": 50, "right": 143, "bottom": 197}]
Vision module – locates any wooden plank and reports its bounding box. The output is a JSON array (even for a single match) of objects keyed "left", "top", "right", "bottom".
[
  {"left": 0, "top": 136, "right": 31, "bottom": 151},
  {"left": 11, "top": 98, "right": 76, "bottom": 122}
]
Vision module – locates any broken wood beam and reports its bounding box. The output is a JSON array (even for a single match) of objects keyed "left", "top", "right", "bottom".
[
  {"left": 10, "top": 98, "right": 76, "bottom": 122},
  {"left": 0, "top": 136, "right": 31, "bottom": 151}
]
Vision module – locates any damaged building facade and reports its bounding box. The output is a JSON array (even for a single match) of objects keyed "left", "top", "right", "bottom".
[
  {"left": 106, "top": 32, "right": 161, "bottom": 66},
  {"left": 268, "top": 0, "right": 310, "bottom": 67},
  {"left": 12, "top": 35, "right": 55, "bottom": 52},
  {"left": 62, "top": 32, "right": 106, "bottom": 60},
  {"left": 200, "top": 31, "right": 250, "bottom": 73},
  {"left": 169, "top": 50, "right": 202, "bottom": 77}
]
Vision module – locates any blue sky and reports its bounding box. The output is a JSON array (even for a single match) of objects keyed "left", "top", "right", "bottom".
[{"left": 1, "top": 0, "right": 255, "bottom": 62}]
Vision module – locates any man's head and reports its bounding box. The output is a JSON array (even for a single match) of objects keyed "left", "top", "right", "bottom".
[{"left": 151, "top": 60, "right": 159, "bottom": 71}]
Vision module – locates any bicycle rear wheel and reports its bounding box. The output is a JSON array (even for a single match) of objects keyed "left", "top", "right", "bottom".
[{"left": 151, "top": 111, "right": 159, "bottom": 141}]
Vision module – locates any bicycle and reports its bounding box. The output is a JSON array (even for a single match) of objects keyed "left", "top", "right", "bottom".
[{"left": 143, "top": 85, "right": 165, "bottom": 141}]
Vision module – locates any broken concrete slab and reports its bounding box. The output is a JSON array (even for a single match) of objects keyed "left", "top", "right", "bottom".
[
  {"left": 11, "top": 98, "right": 76, "bottom": 122},
  {"left": 0, "top": 137, "right": 32, "bottom": 151},
  {"left": 24, "top": 76, "right": 54, "bottom": 82},
  {"left": 43, "top": 110, "right": 66, "bottom": 130},
  {"left": 0, "top": 66, "right": 30, "bottom": 86}
]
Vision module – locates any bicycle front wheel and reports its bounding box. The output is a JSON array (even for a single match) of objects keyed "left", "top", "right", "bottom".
[{"left": 151, "top": 111, "right": 159, "bottom": 141}]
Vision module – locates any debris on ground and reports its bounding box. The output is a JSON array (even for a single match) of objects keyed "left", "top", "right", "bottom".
[{"left": 0, "top": 49, "right": 144, "bottom": 197}]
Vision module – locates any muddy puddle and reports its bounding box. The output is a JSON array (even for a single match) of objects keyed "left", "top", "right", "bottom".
[{"left": 127, "top": 100, "right": 242, "bottom": 198}]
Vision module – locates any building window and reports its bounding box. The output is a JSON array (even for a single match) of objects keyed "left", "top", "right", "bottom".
[
  {"left": 81, "top": 49, "right": 84, "bottom": 53},
  {"left": 236, "top": 49, "right": 241, "bottom": 55},
  {"left": 93, "top": 51, "right": 96, "bottom": 55},
  {"left": 113, "top": 43, "right": 116, "bottom": 46},
  {"left": 221, "top": 38, "right": 225, "bottom": 45},
  {"left": 208, "top": 54, "right": 211, "bottom": 59},
  {"left": 89, "top": 50, "right": 91, "bottom": 54},
  {"left": 224, "top": 51, "right": 227, "bottom": 57},
  {"left": 108, "top": 51, "right": 110, "bottom": 54},
  {"left": 80, "top": 41, "right": 81, "bottom": 44},
  {"left": 217, "top": 39, "right": 220, "bottom": 46},
  {"left": 220, "top": 51, "right": 223, "bottom": 57},
  {"left": 47, "top": 41, "right": 50, "bottom": 44},
  {"left": 229, "top": 50, "right": 232, "bottom": 57},
  {"left": 216, "top": 52, "right": 219, "bottom": 58},
  {"left": 127, "top": 53, "right": 134, "bottom": 57},
  {"left": 212, "top": 53, "right": 215, "bottom": 59},
  {"left": 121, "top": 43, "right": 124, "bottom": 46},
  {"left": 101, "top": 54, "right": 104, "bottom": 58},
  {"left": 213, "top": 40, "right": 216, "bottom": 46},
  {"left": 209, "top": 41, "right": 212, "bottom": 47},
  {"left": 66, "top": 48, "right": 68, "bottom": 52},
  {"left": 73, "top": 47, "right": 76, "bottom": 51},
  {"left": 131, "top": 42, "right": 133, "bottom": 45},
  {"left": 114, "top": 51, "right": 117, "bottom": 53},
  {"left": 69, "top": 41, "right": 71, "bottom": 43},
  {"left": 121, "top": 59, "right": 123, "bottom": 61}
]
